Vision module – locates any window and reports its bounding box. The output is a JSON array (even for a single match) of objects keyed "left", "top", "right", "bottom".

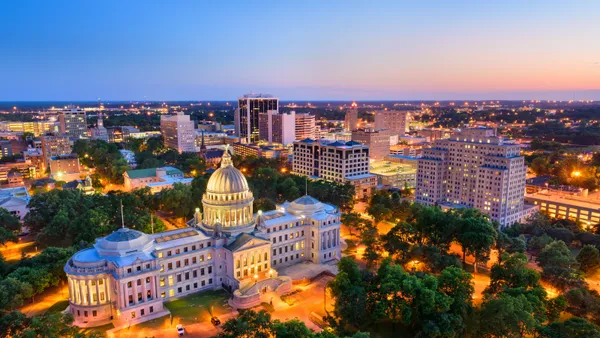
[
  {"left": 92, "top": 310, "right": 97, "bottom": 317},
  {"left": 127, "top": 268, "right": 132, "bottom": 273},
  {"left": 160, "top": 264, "right": 164, "bottom": 272},
  {"left": 178, "top": 287, "right": 182, "bottom": 293},
  {"left": 161, "top": 292, "right": 166, "bottom": 298},
  {"left": 84, "top": 311, "right": 88, "bottom": 317},
  {"left": 137, "top": 266, "right": 141, "bottom": 271},
  {"left": 160, "top": 277, "right": 165, "bottom": 287},
  {"left": 150, "top": 306, "right": 154, "bottom": 313},
  {"left": 127, "top": 281, "right": 132, "bottom": 288},
  {"left": 194, "top": 282, "right": 198, "bottom": 288},
  {"left": 167, "top": 251, "right": 172, "bottom": 257},
  {"left": 208, "top": 266, "right": 212, "bottom": 274},
  {"left": 141, "top": 309, "right": 145, "bottom": 316},
  {"left": 168, "top": 263, "right": 173, "bottom": 270},
  {"left": 146, "top": 277, "right": 151, "bottom": 283},
  {"left": 193, "top": 270, "right": 197, "bottom": 278},
  {"left": 137, "top": 279, "right": 142, "bottom": 286},
  {"left": 192, "top": 257, "right": 197, "bottom": 264},
  {"left": 131, "top": 311, "right": 136, "bottom": 319}
]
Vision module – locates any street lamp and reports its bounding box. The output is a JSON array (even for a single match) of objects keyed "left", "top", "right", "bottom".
[{"left": 253, "top": 274, "right": 259, "bottom": 285}]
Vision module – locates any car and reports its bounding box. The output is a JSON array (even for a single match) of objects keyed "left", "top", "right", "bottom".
[
  {"left": 211, "top": 317, "right": 221, "bottom": 326},
  {"left": 176, "top": 324, "right": 184, "bottom": 336}
]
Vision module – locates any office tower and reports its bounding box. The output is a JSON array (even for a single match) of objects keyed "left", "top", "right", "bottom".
[
  {"left": 40, "top": 134, "right": 72, "bottom": 166},
  {"left": 90, "top": 113, "right": 109, "bottom": 142},
  {"left": 374, "top": 110, "right": 410, "bottom": 136},
  {"left": 265, "top": 110, "right": 297, "bottom": 145},
  {"left": 292, "top": 139, "right": 377, "bottom": 199},
  {"left": 59, "top": 108, "right": 88, "bottom": 140},
  {"left": 295, "top": 113, "right": 315, "bottom": 140},
  {"left": 351, "top": 129, "right": 391, "bottom": 160},
  {"left": 344, "top": 102, "right": 359, "bottom": 132},
  {"left": 160, "top": 112, "right": 196, "bottom": 153},
  {"left": 235, "top": 94, "right": 279, "bottom": 143},
  {"left": 415, "top": 127, "right": 527, "bottom": 226}
]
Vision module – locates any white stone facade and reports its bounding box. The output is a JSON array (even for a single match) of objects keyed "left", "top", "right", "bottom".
[
  {"left": 416, "top": 127, "right": 527, "bottom": 226},
  {"left": 65, "top": 148, "right": 341, "bottom": 327}
]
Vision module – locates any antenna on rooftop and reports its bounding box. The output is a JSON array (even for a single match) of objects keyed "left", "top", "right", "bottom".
[
  {"left": 120, "top": 200, "right": 125, "bottom": 229},
  {"left": 305, "top": 176, "right": 308, "bottom": 196}
]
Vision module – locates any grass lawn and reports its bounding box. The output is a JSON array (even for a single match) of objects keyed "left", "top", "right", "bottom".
[
  {"left": 46, "top": 300, "right": 69, "bottom": 314},
  {"left": 165, "top": 290, "right": 231, "bottom": 324},
  {"left": 80, "top": 323, "right": 114, "bottom": 336}
]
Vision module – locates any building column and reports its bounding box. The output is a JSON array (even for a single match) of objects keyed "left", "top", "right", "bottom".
[
  {"left": 142, "top": 278, "right": 147, "bottom": 302},
  {"left": 133, "top": 279, "right": 139, "bottom": 305},
  {"left": 87, "top": 280, "right": 93, "bottom": 304},
  {"left": 78, "top": 280, "right": 84, "bottom": 305},
  {"left": 67, "top": 278, "right": 73, "bottom": 303},
  {"left": 122, "top": 283, "right": 128, "bottom": 308},
  {"left": 95, "top": 280, "right": 100, "bottom": 305}
]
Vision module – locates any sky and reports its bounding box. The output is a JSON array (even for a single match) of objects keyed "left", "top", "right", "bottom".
[{"left": 1, "top": 0, "right": 599, "bottom": 101}]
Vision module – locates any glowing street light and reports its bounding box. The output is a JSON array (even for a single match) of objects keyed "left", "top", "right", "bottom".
[{"left": 571, "top": 171, "right": 582, "bottom": 178}]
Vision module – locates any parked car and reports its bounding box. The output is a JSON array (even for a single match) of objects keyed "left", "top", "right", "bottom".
[{"left": 176, "top": 324, "right": 184, "bottom": 336}]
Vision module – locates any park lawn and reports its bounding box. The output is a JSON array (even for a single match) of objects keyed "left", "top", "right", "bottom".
[
  {"left": 164, "top": 290, "right": 232, "bottom": 325},
  {"left": 46, "top": 300, "right": 69, "bottom": 314}
]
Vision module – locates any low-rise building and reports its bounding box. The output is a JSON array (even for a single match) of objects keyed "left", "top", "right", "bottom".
[
  {"left": 232, "top": 143, "right": 289, "bottom": 159},
  {"left": 0, "top": 186, "right": 31, "bottom": 219},
  {"left": 63, "top": 176, "right": 95, "bottom": 195},
  {"left": 49, "top": 154, "right": 81, "bottom": 182},
  {"left": 123, "top": 167, "right": 193, "bottom": 193},
  {"left": 525, "top": 190, "right": 600, "bottom": 227},
  {"left": 370, "top": 160, "right": 417, "bottom": 189}
]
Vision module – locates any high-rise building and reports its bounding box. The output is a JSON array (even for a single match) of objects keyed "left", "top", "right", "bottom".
[
  {"left": 295, "top": 113, "right": 315, "bottom": 140},
  {"left": 235, "top": 94, "right": 279, "bottom": 143},
  {"left": 292, "top": 139, "right": 377, "bottom": 199},
  {"left": 90, "top": 113, "right": 109, "bottom": 142},
  {"left": 40, "top": 134, "right": 72, "bottom": 167},
  {"left": 351, "top": 129, "right": 391, "bottom": 160},
  {"left": 374, "top": 110, "right": 410, "bottom": 136},
  {"left": 59, "top": 108, "right": 88, "bottom": 140},
  {"left": 415, "top": 127, "right": 528, "bottom": 226},
  {"left": 160, "top": 112, "right": 196, "bottom": 153},
  {"left": 261, "top": 111, "right": 296, "bottom": 145},
  {"left": 344, "top": 102, "right": 359, "bottom": 132}
]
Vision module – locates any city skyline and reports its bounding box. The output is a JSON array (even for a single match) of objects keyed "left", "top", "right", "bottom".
[{"left": 1, "top": 1, "right": 599, "bottom": 101}]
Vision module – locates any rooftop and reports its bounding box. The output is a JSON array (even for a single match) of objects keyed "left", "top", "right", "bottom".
[{"left": 525, "top": 192, "right": 600, "bottom": 211}]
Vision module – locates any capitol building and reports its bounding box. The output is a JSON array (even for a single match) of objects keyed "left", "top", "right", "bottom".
[{"left": 64, "top": 149, "right": 342, "bottom": 327}]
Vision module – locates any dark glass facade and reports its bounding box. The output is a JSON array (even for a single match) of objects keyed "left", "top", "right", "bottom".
[{"left": 237, "top": 97, "right": 278, "bottom": 143}]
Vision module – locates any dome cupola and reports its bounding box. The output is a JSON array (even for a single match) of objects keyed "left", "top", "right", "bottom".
[{"left": 201, "top": 146, "right": 254, "bottom": 233}]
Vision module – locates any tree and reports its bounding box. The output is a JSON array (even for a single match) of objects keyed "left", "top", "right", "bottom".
[
  {"left": 564, "top": 287, "right": 600, "bottom": 324},
  {"left": 360, "top": 222, "right": 382, "bottom": 268},
  {"left": 254, "top": 198, "right": 276, "bottom": 212},
  {"left": 577, "top": 245, "right": 600, "bottom": 274},
  {"left": 495, "top": 231, "right": 526, "bottom": 262},
  {"left": 0, "top": 208, "right": 21, "bottom": 245},
  {"left": 272, "top": 319, "right": 314, "bottom": 338},
  {"left": 341, "top": 212, "right": 363, "bottom": 240},
  {"left": 157, "top": 183, "right": 195, "bottom": 219},
  {"left": 537, "top": 317, "right": 600, "bottom": 338},
  {"left": 485, "top": 253, "right": 542, "bottom": 297},
  {"left": 546, "top": 296, "right": 568, "bottom": 323},
  {"left": 214, "top": 309, "right": 274, "bottom": 338},
  {"left": 479, "top": 293, "right": 543, "bottom": 338},
  {"left": 0, "top": 278, "right": 33, "bottom": 311},
  {"left": 328, "top": 258, "right": 370, "bottom": 332},
  {"left": 530, "top": 156, "right": 551, "bottom": 176},
  {"left": 455, "top": 211, "right": 497, "bottom": 272},
  {"left": 437, "top": 266, "right": 475, "bottom": 322},
  {"left": 537, "top": 240, "right": 585, "bottom": 290}
]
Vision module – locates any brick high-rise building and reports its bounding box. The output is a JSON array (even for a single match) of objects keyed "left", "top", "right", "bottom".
[
  {"left": 351, "top": 129, "right": 391, "bottom": 160},
  {"left": 344, "top": 102, "right": 359, "bottom": 132},
  {"left": 40, "top": 134, "right": 72, "bottom": 167},
  {"left": 160, "top": 112, "right": 196, "bottom": 153},
  {"left": 374, "top": 110, "right": 410, "bottom": 136},
  {"left": 415, "top": 127, "right": 528, "bottom": 226}
]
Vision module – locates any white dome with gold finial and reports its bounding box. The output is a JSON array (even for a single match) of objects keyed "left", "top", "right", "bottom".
[
  {"left": 206, "top": 146, "right": 250, "bottom": 195},
  {"left": 201, "top": 146, "right": 254, "bottom": 233}
]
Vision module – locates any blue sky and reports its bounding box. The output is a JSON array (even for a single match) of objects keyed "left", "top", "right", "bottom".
[{"left": 1, "top": 0, "right": 599, "bottom": 101}]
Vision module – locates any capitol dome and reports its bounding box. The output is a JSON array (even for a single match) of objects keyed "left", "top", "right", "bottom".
[
  {"left": 201, "top": 147, "right": 254, "bottom": 232},
  {"left": 206, "top": 149, "right": 249, "bottom": 194}
]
